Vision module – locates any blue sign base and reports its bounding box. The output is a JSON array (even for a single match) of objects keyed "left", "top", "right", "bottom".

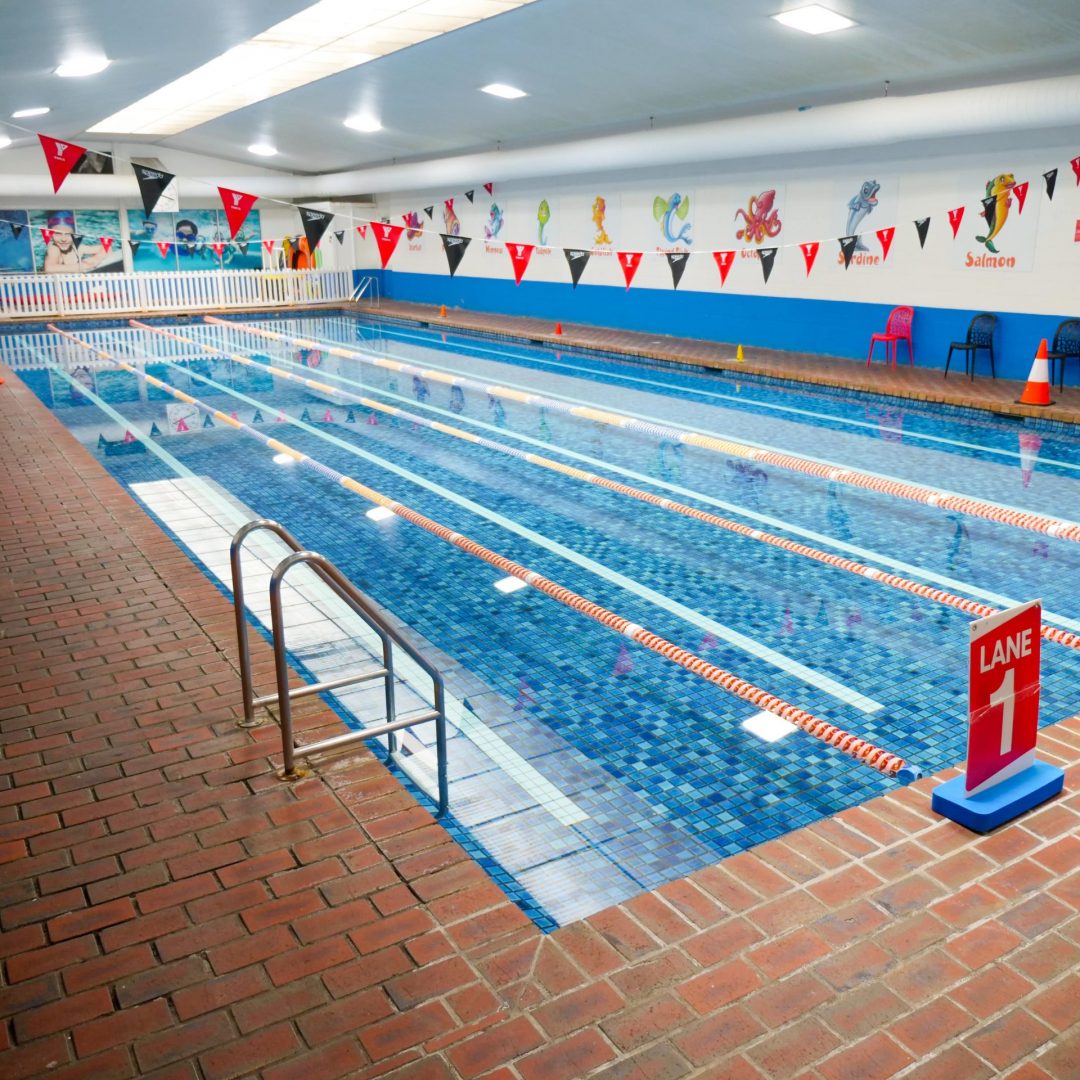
[{"left": 932, "top": 761, "right": 1065, "bottom": 833}]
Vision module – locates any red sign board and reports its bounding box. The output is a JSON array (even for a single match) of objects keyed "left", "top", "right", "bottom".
[{"left": 966, "top": 600, "right": 1041, "bottom": 793}]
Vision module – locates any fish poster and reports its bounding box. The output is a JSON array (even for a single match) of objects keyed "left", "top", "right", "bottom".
[
  {"left": 27, "top": 210, "right": 124, "bottom": 273},
  {"left": 125, "top": 208, "right": 263, "bottom": 272},
  {"left": 832, "top": 176, "right": 898, "bottom": 267},
  {"left": 535, "top": 197, "right": 557, "bottom": 249},
  {"left": 954, "top": 170, "right": 1038, "bottom": 272}
]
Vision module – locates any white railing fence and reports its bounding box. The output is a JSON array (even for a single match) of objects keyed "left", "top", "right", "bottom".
[{"left": 0, "top": 269, "right": 355, "bottom": 319}]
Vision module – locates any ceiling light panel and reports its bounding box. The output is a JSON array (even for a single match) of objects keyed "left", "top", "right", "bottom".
[
  {"left": 772, "top": 5, "right": 856, "bottom": 35},
  {"left": 89, "top": 0, "right": 536, "bottom": 136}
]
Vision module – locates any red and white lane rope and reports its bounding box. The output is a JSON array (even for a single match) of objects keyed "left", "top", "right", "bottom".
[
  {"left": 51, "top": 322, "right": 911, "bottom": 777},
  {"left": 136, "top": 320, "right": 1080, "bottom": 655},
  {"left": 207, "top": 316, "right": 1080, "bottom": 545}
]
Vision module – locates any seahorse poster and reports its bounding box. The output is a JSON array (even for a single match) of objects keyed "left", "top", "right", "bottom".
[
  {"left": 652, "top": 190, "right": 694, "bottom": 251},
  {"left": 831, "top": 175, "right": 898, "bottom": 267},
  {"left": 953, "top": 168, "right": 1038, "bottom": 272}
]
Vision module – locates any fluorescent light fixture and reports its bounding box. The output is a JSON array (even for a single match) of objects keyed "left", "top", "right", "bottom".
[
  {"left": 12, "top": 107, "right": 50, "bottom": 119},
  {"left": 0, "top": 136, "right": 11, "bottom": 150},
  {"left": 494, "top": 576, "right": 528, "bottom": 594},
  {"left": 345, "top": 114, "right": 382, "bottom": 133},
  {"left": 366, "top": 506, "right": 395, "bottom": 521},
  {"left": 89, "top": 0, "right": 537, "bottom": 135},
  {"left": 480, "top": 82, "right": 527, "bottom": 99},
  {"left": 741, "top": 710, "right": 798, "bottom": 742},
  {"left": 55, "top": 55, "right": 111, "bottom": 77},
  {"left": 772, "top": 5, "right": 855, "bottom": 34},
  {"left": 248, "top": 142, "right": 278, "bottom": 157},
  {"left": 272, "top": 452, "right": 294, "bottom": 464}
]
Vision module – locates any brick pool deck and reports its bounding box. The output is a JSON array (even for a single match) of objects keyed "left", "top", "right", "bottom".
[{"left": 1, "top": 330, "right": 1079, "bottom": 1079}]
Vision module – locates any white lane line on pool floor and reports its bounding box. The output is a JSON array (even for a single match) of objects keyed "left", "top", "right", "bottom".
[
  {"left": 209, "top": 325, "right": 1080, "bottom": 638},
  {"left": 132, "top": 343, "right": 885, "bottom": 715}
]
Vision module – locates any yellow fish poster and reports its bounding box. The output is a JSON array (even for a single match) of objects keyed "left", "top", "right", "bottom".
[{"left": 954, "top": 167, "right": 1038, "bottom": 272}]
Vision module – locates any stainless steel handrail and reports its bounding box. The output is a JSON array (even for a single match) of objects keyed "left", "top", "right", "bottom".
[
  {"left": 350, "top": 276, "right": 380, "bottom": 306},
  {"left": 229, "top": 520, "right": 448, "bottom": 815}
]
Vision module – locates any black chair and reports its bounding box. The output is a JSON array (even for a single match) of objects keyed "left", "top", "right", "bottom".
[
  {"left": 945, "top": 313, "right": 997, "bottom": 380},
  {"left": 1047, "top": 319, "right": 1080, "bottom": 390}
]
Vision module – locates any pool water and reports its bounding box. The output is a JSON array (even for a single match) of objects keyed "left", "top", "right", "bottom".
[{"left": 5, "top": 311, "right": 1079, "bottom": 929}]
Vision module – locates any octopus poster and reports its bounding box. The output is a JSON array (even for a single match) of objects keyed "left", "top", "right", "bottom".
[
  {"left": 731, "top": 184, "right": 786, "bottom": 271},
  {"left": 952, "top": 169, "right": 1038, "bottom": 272}
]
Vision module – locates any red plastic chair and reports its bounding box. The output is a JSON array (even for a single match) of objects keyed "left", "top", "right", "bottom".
[{"left": 867, "top": 306, "right": 915, "bottom": 367}]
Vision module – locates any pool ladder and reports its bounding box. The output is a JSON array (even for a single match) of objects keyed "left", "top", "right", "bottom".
[{"left": 230, "top": 519, "right": 448, "bottom": 815}]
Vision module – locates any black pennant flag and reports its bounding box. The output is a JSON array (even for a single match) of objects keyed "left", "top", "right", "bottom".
[
  {"left": 441, "top": 233, "right": 471, "bottom": 276},
  {"left": 464, "top": 190, "right": 475, "bottom": 203},
  {"left": 128, "top": 239, "right": 141, "bottom": 256},
  {"left": 72, "top": 233, "right": 84, "bottom": 250},
  {"left": 132, "top": 163, "right": 176, "bottom": 217},
  {"left": 914, "top": 217, "right": 931, "bottom": 248},
  {"left": 563, "top": 248, "right": 591, "bottom": 288},
  {"left": 839, "top": 235, "right": 858, "bottom": 269},
  {"left": 981, "top": 195, "right": 996, "bottom": 224},
  {"left": 1043, "top": 168, "right": 1058, "bottom": 201},
  {"left": 10, "top": 221, "right": 23, "bottom": 240},
  {"left": 299, "top": 207, "right": 333, "bottom": 251},
  {"left": 666, "top": 251, "right": 689, "bottom": 290},
  {"left": 423, "top": 206, "right": 434, "bottom": 219},
  {"left": 759, "top": 247, "right": 777, "bottom": 283},
  {"left": 237, "top": 241, "right": 249, "bottom": 255},
  {"left": 333, "top": 230, "right": 345, "bottom": 245}
]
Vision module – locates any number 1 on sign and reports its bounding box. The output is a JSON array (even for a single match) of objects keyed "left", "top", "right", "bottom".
[{"left": 989, "top": 667, "right": 1015, "bottom": 755}]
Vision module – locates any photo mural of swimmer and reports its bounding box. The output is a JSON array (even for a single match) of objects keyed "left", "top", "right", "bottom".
[
  {"left": 0, "top": 211, "right": 34, "bottom": 274},
  {"left": 124, "top": 208, "right": 263, "bottom": 271},
  {"left": 27, "top": 210, "right": 124, "bottom": 273}
]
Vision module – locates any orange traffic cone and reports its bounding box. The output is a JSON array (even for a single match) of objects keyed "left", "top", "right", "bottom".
[
  {"left": 554, "top": 322, "right": 563, "bottom": 336},
  {"left": 1017, "top": 340, "right": 1055, "bottom": 407},
  {"left": 439, "top": 304, "right": 447, "bottom": 317},
  {"left": 1018, "top": 432, "right": 1042, "bottom": 488}
]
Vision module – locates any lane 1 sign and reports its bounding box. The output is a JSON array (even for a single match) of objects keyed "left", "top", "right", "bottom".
[{"left": 933, "top": 599, "right": 1065, "bottom": 832}]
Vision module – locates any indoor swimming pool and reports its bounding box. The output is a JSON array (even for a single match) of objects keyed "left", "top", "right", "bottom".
[{"left": 4, "top": 311, "right": 1079, "bottom": 929}]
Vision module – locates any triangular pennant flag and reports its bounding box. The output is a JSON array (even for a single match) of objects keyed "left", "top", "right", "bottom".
[
  {"left": 368, "top": 411, "right": 378, "bottom": 425},
  {"left": 356, "top": 223, "right": 368, "bottom": 238},
  {"left": 876, "top": 227, "right": 894, "bottom": 260},
  {"left": 299, "top": 207, "right": 333, "bottom": 251},
  {"left": 464, "top": 190, "right": 475, "bottom": 203},
  {"left": 100, "top": 236, "right": 114, "bottom": 255},
  {"left": 132, "top": 163, "right": 177, "bottom": 217},
  {"left": 202, "top": 413, "right": 214, "bottom": 428},
  {"left": 839, "top": 235, "right": 858, "bottom": 269},
  {"left": 38, "top": 135, "right": 87, "bottom": 193},
  {"left": 799, "top": 242, "right": 819, "bottom": 276},
  {"left": 334, "top": 230, "right": 345, "bottom": 245},
  {"left": 122, "top": 429, "right": 136, "bottom": 443},
  {"left": 1043, "top": 168, "right": 1057, "bottom": 200},
  {"left": 263, "top": 239, "right": 275, "bottom": 254},
  {"left": 713, "top": 250, "right": 735, "bottom": 286},
  {"left": 40, "top": 228, "right": 54, "bottom": 245},
  {"left": 483, "top": 183, "right": 493, "bottom": 195},
  {"left": 759, "top": 247, "right": 777, "bottom": 283},
  {"left": 981, "top": 195, "right": 996, "bottom": 224},
  {"left": 230, "top": 410, "right": 239, "bottom": 420},
  {"left": 275, "top": 413, "right": 286, "bottom": 423},
  {"left": 97, "top": 434, "right": 108, "bottom": 449},
  {"left": 217, "top": 187, "right": 258, "bottom": 239},
  {"left": 914, "top": 217, "right": 931, "bottom": 248},
  {"left": 10, "top": 221, "right": 23, "bottom": 239},
  {"left": 423, "top": 206, "right": 434, "bottom": 220},
  {"left": 1013, "top": 181, "right": 1029, "bottom": 214},
  {"left": 346, "top": 407, "right": 357, "bottom": 423},
  {"left": 612, "top": 643, "right": 634, "bottom": 676},
  {"left": 440, "top": 233, "right": 471, "bottom": 276},
  {"left": 211, "top": 242, "right": 226, "bottom": 258},
  {"left": 156, "top": 241, "right": 171, "bottom": 258},
  {"left": 373, "top": 222, "right": 405, "bottom": 268},
  {"left": 322, "top": 408, "right": 334, "bottom": 422},
  {"left": 252, "top": 409, "right": 264, "bottom": 424},
  {"left": 72, "top": 233, "right": 84, "bottom": 249},
  {"left": 149, "top": 422, "right": 162, "bottom": 437},
  {"left": 175, "top": 417, "right": 189, "bottom": 433},
  {"left": 128, "top": 239, "right": 141, "bottom": 256},
  {"left": 666, "top": 251, "right": 688, "bottom": 290},
  {"left": 1072, "top": 155, "right": 1080, "bottom": 185},
  {"left": 948, "top": 206, "right": 965, "bottom": 238},
  {"left": 300, "top": 408, "right": 312, "bottom": 421},
  {"left": 617, "top": 251, "right": 642, "bottom": 290},
  {"left": 507, "top": 242, "right": 534, "bottom": 286},
  {"left": 563, "top": 248, "right": 590, "bottom": 288}
]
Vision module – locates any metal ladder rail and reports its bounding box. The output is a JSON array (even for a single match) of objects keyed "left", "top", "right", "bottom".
[
  {"left": 350, "top": 276, "right": 380, "bottom": 306},
  {"left": 230, "top": 520, "right": 448, "bottom": 814}
]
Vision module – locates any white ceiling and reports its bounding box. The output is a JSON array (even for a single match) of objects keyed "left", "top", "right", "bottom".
[{"left": 4, "top": 0, "right": 1080, "bottom": 177}]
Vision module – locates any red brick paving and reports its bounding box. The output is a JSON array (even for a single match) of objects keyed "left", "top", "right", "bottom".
[{"left": 2, "top": 330, "right": 1079, "bottom": 1078}]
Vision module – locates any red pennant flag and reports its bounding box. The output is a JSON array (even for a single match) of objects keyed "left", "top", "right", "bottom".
[
  {"left": 211, "top": 242, "right": 226, "bottom": 258},
  {"left": 217, "top": 187, "right": 258, "bottom": 239},
  {"left": 373, "top": 223, "right": 405, "bottom": 268},
  {"left": 876, "top": 227, "right": 895, "bottom": 261},
  {"left": 948, "top": 206, "right": 965, "bottom": 238},
  {"left": 798, "top": 242, "right": 819, "bottom": 277},
  {"left": 356, "top": 224, "right": 368, "bottom": 238},
  {"left": 100, "top": 236, "right": 114, "bottom": 255},
  {"left": 483, "top": 183, "right": 494, "bottom": 195},
  {"left": 618, "top": 251, "right": 642, "bottom": 290},
  {"left": 175, "top": 417, "right": 189, "bottom": 433},
  {"left": 122, "top": 430, "right": 136, "bottom": 443},
  {"left": 41, "top": 228, "right": 54, "bottom": 245},
  {"left": 262, "top": 239, "right": 275, "bottom": 254},
  {"left": 156, "top": 241, "right": 171, "bottom": 258},
  {"left": 1013, "top": 181, "right": 1029, "bottom": 214},
  {"left": 38, "top": 134, "right": 87, "bottom": 193},
  {"left": 713, "top": 250, "right": 736, "bottom": 286},
  {"left": 1071, "top": 155, "right": 1080, "bottom": 184},
  {"left": 507, "top": 243, "right": 534, "bottom": 285}
]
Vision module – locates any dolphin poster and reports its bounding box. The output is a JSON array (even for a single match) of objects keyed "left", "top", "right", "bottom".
[
  {"left": 954, "top": 168, "right": 1038, "bottom": 272},
  {"left": 832, "top": 176, "right": 898, "bottom": 267}
]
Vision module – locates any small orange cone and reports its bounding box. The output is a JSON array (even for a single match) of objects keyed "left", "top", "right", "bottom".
[
  {"left": 554, "top": 322, "right": 563, "bottom": 336},
  {"left": 1017, "top": 340, "right": 1055, "bottom": 407},
  {"left": 439, "top": 304, "right": 447, "bottom": 317}
]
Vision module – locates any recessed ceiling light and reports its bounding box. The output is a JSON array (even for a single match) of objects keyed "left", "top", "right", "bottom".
[
  {"left": 55, "top": 55, "right": 111, "bottom": 78},
  {"left": 772, "top": 5, "right": 855, "bottom": 34},
  {"left": 272, "top": 453, "right": 294, "bottom": 465},
  {"left": 494, "top": 576, "right": 528, "bottom": 594},
  {"left": 366, "top": 506, "right": 395, "bottom": 521},
  {"left": 741, "top": 710, "right": 799, "bottom": 742},
  {"left": 481, "top": 82, "right": 527, "bottom": 99},
  {"left": 0, "top": 135, "right": 11, "bottom": 150},
  {"left": 248, "top": 142, "right": 278, "bottom": 157},
  {"left": 344, "top": 114, "right": 382, "bottom": 133},
  {"left": 12, "top": 107, "right": 50, "bottom": 119}
]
